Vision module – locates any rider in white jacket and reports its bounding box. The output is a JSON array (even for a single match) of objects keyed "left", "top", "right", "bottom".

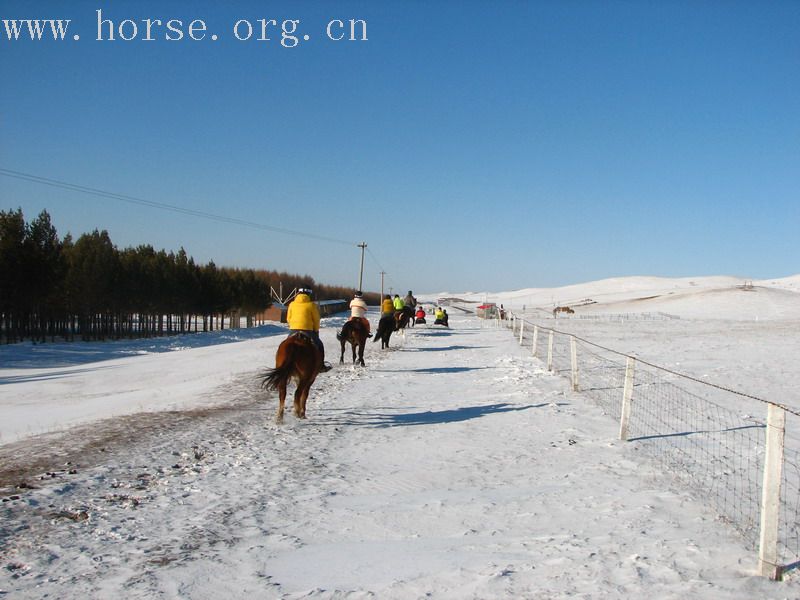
[{"left": 338, "top": 291, "right": 371, "bottom": 338}]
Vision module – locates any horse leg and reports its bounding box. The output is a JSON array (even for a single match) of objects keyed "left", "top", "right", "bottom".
[
  {"left": 351, "top": 341, "right": 357, "bottom": 364},
  {"left": 358, "top": 340, "right": 366, "bottom": 366},
  {"left": 293, "top": 384, "right": 305, "bottom": 419},
  {"left": 276, "top": 381, "right": 287, "bottom": 424},
  {"left": 340, "top": 338, "right": 346, "bottom": 364}
]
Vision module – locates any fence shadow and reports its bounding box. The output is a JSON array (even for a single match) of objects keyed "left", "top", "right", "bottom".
[
  {"left": 628, "top": 422, "right": 765, "bottom": 442},
  {"left": 0, "top": 364, "right": 121, "bottom": 385},
  {"left": 0, "top": 324, "right": 287, "bottom": 370}
]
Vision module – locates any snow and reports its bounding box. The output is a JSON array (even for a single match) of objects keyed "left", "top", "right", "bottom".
[{"left": 2, "top": 274, "right": 799, "bottom": 598}]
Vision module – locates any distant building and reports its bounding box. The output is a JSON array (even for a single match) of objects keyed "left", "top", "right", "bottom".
[{"left": 254, "top": 299, "right": 349, "bottom": 324}]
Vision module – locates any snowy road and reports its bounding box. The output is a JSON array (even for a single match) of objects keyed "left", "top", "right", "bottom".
[{"left": 1, "top": 315, "right": 796, "bottom": 598}]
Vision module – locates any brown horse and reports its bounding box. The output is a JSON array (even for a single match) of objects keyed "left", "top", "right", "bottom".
[
  {"left": 394, "top": 306, "right": 414, "bottom": 331},
  {"left": 261, "top": 333, "right": 322, "bottom": 423},
  {"left": 552, "top": 306, "right": 575, "bottom": 318},
  {"left": 339, "top": 319, "right": 369, "bottom": 366}
]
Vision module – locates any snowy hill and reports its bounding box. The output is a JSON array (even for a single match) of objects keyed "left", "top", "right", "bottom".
[{"left": 431, "top": 273, "right": 800, "bottom": 320}]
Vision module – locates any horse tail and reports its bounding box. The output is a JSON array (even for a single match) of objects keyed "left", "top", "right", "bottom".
[{"left": 261, "top": 340, "right": 298, "bottom": 390}]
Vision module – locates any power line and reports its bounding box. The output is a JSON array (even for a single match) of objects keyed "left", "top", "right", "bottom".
[
  {"left": 365, "top": 247, "right": 386, "bottom": 273},
  {"left": 0, "top": 167, "right": 356, "bottom": 247}
]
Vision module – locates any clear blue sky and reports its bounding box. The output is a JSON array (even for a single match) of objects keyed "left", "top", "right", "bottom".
[{"left": 2, "top": 0, "right": 798, "bottom": 294}]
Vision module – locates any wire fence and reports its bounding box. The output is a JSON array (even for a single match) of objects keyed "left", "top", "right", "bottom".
[
  {"left": 497, "top": 312, "right": 800, "bottom": 580},
  {"left": 569, "top": 311, "right": 681, "bottom": 322}
]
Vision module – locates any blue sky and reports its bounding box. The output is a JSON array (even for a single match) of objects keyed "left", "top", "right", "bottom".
[{"left": 2, "top": 1, "right": 798, "bottom": 294}]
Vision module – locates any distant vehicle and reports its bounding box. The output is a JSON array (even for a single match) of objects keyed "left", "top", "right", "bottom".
[{"left": 476, "top": 303, "right": 497, "bottom": 319}]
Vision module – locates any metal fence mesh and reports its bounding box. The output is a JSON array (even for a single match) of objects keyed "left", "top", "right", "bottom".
[{"left": 505, "top": 314, "right": 800, "bottom": 575}]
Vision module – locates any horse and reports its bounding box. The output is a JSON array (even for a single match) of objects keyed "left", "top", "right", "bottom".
[
  {"left": 261, "top": 333, "right": 322, "bottom": 423},
  {"left": 373, "top": 314, "right": 396, "bottom": 349},
  {"left": 553, "top": 306, "right": 575, "bottom": 318},
  {"left": 339, "top": 318, "right": 369, "bottom": 366},
  {"left": 394, "top": 306, "right": 414, "bottom": 331}
]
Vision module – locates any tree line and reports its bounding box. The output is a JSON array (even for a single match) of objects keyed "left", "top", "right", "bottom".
[{"left": 1, "top": 209, "right": 380, "bottom": 343}]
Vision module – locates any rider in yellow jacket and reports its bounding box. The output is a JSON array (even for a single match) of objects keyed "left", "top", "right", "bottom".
[
  {"left": 287, "top": 288, "right": 331, "bottom": 371},
  {"left": 381, "top": 295, "right": 394, "bottom": 316}
]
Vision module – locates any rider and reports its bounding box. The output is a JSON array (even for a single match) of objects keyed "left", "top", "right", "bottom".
[
  {"left": 287, "top": 287, "right": 332, "bottom": 372},
  {"left": 415, "top": 305, "right": 426, "bottom": 323},
  {"left": 392, "top": 294, "right": 405, "bottom": 311},
  {"left": 338, "top": 290, "right": 371, "bottom": 338},
  {"left": 434, "top": 306, "right": 445, "bottom": 324},
  {"left": 403, "top": 290, "right": 417, "bottom": 309},
  {"left": 381, "top": 294, "right": 394, "bottom": 316}
]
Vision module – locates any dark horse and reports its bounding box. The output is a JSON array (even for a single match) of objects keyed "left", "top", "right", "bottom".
[
  {"left": 339, "top": 319, "right": 369, "bottom": 366},
  {"left": 373, "top": 314, "right": 396, "bottom": 349},
  {"left": 261, "top": 333, "right": 322, "bottom": 423},
  {"left": 394, "top": 306, "right": 414, "bottom": 331}
]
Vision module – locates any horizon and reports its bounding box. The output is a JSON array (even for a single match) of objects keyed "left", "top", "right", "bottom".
[{"left": 2, "top": 1, "right": 798, "bottom": 293}]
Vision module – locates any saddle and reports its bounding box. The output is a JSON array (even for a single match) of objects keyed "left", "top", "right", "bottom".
[{"left": 289, "top": 331, "right": 315, "bottom": 344}]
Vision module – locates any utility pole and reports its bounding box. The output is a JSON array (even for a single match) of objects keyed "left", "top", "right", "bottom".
[
  {"left": 357, "top": 242, "right": 367, "bottom": 292},
  {"left": 380, "top": 271, "right": 386, "bottom": 300}
]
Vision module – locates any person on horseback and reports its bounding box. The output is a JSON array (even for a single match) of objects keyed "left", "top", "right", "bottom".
[
  {"left": 392, "top": 294, "right": 405, "bottom": 311},
  {"left": 287, "top": 287, "right": 332, "bottom": 372},
  {"left": 403, "top": 290, "right": 417, "bottom": 309},
  {"left": 381, "top": 294, "right": 394, "bottom": 316},
  {"left": 338, "top": 290, "right": 371, "bottom": 339}
]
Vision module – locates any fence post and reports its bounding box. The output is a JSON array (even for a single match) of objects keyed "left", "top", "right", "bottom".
[
  {"left": 519, "top": 319, "right": 525, "bottom": 345},
  {"left": 619, "top": 357, "right": 636, "bottom": 441},
  {"left": 546, "top": 331, "right": 554, "bottom": 372},
  {"left": 758, "top": 403, "right": 786, "bottom": 580},
  {"left": 570, "top": 336, "right": 578, "bottom": 391},
  {"left": 532, "top": 325, "right": 538, "bottom": 357}
]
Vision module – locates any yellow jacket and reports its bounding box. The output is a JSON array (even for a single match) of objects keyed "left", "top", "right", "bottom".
[
  {"left": 287, "top": 293, "right": 320, "bottom": 331},
  {"left": 381, "top": 298, "right": 394, "bottom": 314}
]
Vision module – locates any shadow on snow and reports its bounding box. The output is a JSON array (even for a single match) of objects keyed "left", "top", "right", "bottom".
[
  {"left": 404, "top": 345, "right": 491, "bottom": 352},
  {"left": 375, "top": 366, "right": 491, "bottom": 375},
  {"left": 0, "top": 323, "right": 288, "bottom": 372},
  {"left": 320, "top": 402, "right": 557, "bottom": 428}
]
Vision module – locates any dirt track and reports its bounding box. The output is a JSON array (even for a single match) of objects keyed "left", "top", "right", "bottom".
[{"left": 0, "top": 401, "right": 261, "bottom": 494}]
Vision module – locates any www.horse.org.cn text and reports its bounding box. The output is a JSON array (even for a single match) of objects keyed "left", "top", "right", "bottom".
[{"left": 2, "top": 10, "right": 369, "bottom": 47}]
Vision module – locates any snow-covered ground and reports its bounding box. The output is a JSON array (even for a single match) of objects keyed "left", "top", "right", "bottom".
[{"left": 1, "top": 275, "right": 799, "bottom": 598}]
